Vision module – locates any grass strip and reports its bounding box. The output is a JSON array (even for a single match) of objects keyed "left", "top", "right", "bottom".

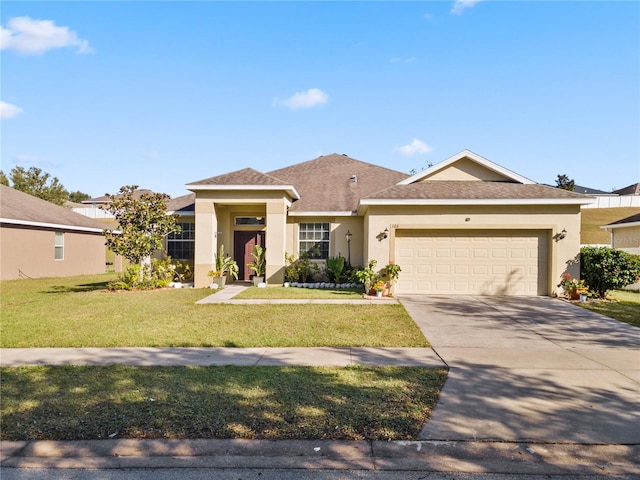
[
  {"left": 578, "top": 289, "right": 640, "bottom": 328},
  {"left": 234, "top": 286, "right": 365, "bottom": 299},
  {"left": 0, "top": 366, "right": 447, "bottom": 441}
]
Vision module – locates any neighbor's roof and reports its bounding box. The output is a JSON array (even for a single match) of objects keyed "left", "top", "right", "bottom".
[
  {"left": 613, "top": 183, "right": 640, "bottom": 196},
  {"left": 573, "top": 184, "right": 613, "bottom": 195},
  {"left": 268, "top": 153, "right": 409, "bottom": 214},
  {"left": 602, "top": 212, "right": 640, "bottom": 229},
  {"left": 82, "top": 189, "right": 156, "bottom": 204},
  {"left": 362, "top": 181, "right": 595, "bottom": 206},
  {"left": 0, "top": 185, "right": 106, "bottom": 233}
]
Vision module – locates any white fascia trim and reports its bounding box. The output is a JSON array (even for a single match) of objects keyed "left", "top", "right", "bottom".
[
  {"left": 288, "top": 211, "right": 357, "bottom": 217},
  {"left": 360, "top": 198, "right": 595, "bottom": 206},
  {"left": 170, "top": 211, "right": 195, "bottom": 217},
  {"left": 186, "top": 184, "right": 300, "bottom": 200},
  {"left": 601, "top": 221, "right": 640, "bottom": 230},
  {"left": 0, "top": 218, "right": 105, "bottom": 233},
  {"left": 398, "top": 149, "right": 535, "bottom": 186}
]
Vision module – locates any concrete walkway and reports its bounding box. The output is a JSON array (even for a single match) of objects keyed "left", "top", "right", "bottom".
[
  {"left": 0, "top": 347, "right": 442, "bottom": 367},
  {"left": 398, "top": 295, "right": 640, "bottom": 445},
  {"left": 196, "top": 283, "right": 399, "bottom": 304}
]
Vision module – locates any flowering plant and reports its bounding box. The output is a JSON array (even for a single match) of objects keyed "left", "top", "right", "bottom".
[{"left": 558, "top": 273, "right": 587, "bottom": 296}]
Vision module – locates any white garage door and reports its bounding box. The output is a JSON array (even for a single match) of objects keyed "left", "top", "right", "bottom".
[{"left": 395, "top": 230, "right": 548, "bottom": 296}]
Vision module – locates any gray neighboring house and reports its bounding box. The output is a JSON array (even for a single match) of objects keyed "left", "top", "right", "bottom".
[
  {"left": 601, "top": 213, "right": 640, "bottom": 255},
  {"left": 0, "top": 185, "right": 108, "bottom": 280}
]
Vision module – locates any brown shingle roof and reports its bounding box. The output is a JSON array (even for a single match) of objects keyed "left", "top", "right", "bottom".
[
  {"left": 188, "top": 168, "right": 287, "bottom": 187},
  {"left": 366, "top": 181, "right": 593, "bottom": 201},
  {"left": 168, "top": 193, "right": 195, "bottom": 212},
  {"left": 268, "top": 153, "right": 409, "bottom": 212},
  {"left": 1, "top": 185, "right": 106, "bottom": 231}
]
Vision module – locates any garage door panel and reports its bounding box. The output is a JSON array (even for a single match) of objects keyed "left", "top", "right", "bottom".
[{"left": 395, "top": 230, "right": 548, "bottom": 296}]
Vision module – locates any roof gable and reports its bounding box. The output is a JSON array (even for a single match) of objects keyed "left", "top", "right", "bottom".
[
  {"left": 398, "top": 150, "right": 534, "bottom": 185},
  {"left": 186, "top": 168, "right": 300, "bottom": 199},
  {"left": 0, "top": 185, "right": 106, "bottom": 232},
  {"left": 267, "top": 153, "right": 408, "bottom": 213}
]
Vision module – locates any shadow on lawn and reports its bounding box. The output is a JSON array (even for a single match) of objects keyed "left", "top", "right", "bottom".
[
  {"left": 43, "top": 281, "right": 111, "bottom": 294},
  {"left": 0, "top": 365, "right": 446, "bottom": 442}
]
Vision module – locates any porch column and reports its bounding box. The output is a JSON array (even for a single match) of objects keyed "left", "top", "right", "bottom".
[
  {"left": 265, "top": 200, "right": 287, "bottom": 285},
  {"left": 193, "top": 199, "right": 218, "bottom": 288}
]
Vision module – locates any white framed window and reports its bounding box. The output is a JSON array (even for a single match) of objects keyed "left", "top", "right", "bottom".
[
  {"left": 299, "top": 223, "right": 330, "bottom": 260},
  {"left": 167, "top": 222, "right": 195, "bottom": 261},
  {"left": 54, "top": 232, "right": 64, "bottom": 260}
]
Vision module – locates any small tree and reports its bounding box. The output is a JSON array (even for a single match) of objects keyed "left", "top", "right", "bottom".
[
  {"left": 9, "top": 166, "right": 69, "bottom": 206},
  {"left": 580, "top": 246, "right": 640, "bottom": 298},
  {"left": 555, "top": 174, "right": 575, "bottom": 191},
  {"left": 0, "top": 170, "right": 9, "bottom": 186},
  {"left": 101, "top": 185, "right": 180, "bottom": 280}
]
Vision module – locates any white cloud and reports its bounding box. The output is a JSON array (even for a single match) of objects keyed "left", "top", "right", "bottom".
[
  {"left": 395, "top": 139, "right": 433, "bottom": 157},
  {"left": 0, "top": 16, "right": 93, "bottom": 55},
  {"left": 275, "top": 88, "right": 329, "bottom": 110},
  {"left": 451, "top": 0, "right": 484, "bottom": 15},
  {"left": 0, "top": 101, "right": 23, "bottom": 119}
]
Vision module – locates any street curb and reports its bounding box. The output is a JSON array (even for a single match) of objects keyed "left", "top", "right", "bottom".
[{"left": 2, "top": 439, "right": 638, "bottom": 475}]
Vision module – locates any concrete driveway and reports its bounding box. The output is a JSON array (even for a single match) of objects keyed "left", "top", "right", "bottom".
[{"left": 399, "top": 295, "right": 640, "bottom": 444}]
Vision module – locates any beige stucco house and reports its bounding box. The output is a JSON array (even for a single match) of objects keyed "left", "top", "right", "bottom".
[
  {"left": 183, "top": 150, "right": 594, "bottom": 296},
  {"left": 0, "top": 185, "right": 108, "bottom": 280},
  {"left": 601, "top": 213, "right": 640, "bottom": 255}
]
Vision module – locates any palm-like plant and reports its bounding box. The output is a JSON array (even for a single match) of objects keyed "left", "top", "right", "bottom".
[
  {"left": 247, "top": 245, "right": 266, "bottom": 277},
  {"left": 208, "top": 244, "right": 239, "bottom": 280}
]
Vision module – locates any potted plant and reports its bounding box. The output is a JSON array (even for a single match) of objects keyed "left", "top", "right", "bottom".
[
  {"left": 382, "top": 261, "right": 401, "bottom": 295},
  {"left": 208, "top": 244, "right": 239, "bottom": 288},
  {"left": 373, "top": 279, "right": 385, "bottom": 298},
  {"left": 247, "top": 245, "right": 266, "bottom": 286},
  {"left": 558, "top": 273, "right": 588, "bottom": 300}
]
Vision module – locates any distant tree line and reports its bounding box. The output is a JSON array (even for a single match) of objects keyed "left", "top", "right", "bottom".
[{"left": 0, "top": 166, "right": 91, "bottom": 206}]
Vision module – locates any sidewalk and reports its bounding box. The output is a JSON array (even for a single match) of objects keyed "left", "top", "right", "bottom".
[{"left": 0, "top": 347, "right": 443, "bottom": 367}]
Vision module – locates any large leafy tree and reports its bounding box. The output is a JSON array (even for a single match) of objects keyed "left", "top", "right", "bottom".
[
  {"left": 68, "top": 190, "right": 91, "bottom": 203},
  {"left": 555, "top": 174, "right": 575, "bottom": 191},
  {"left": 9, "top": 166, "right": 69, "bottom": 206},
  {"left": 101, "top": 186, "right": 180, "bottom": 277}
]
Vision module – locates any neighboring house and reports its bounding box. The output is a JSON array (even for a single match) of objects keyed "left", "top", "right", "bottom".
[
  {"left": 0, "top": 185, "right": 108, "bottom": 280},
  {"left": 582, "top": 182, "right": 640, "bottom": 209},
  {"left": 183, "top": 150, "right": 594, "bottom": 296},
  {"left": 601, "top": 213, "right": 640, "bottom": 255}
]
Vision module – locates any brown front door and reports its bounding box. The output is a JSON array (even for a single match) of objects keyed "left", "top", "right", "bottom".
[{"left": 234, "top": 231, "right": 266, "bottom": 281}]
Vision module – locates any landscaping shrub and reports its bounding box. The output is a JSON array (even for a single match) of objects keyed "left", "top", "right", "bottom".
[{"left": 580, "top": 246, "right": 640, "bottom": 298}]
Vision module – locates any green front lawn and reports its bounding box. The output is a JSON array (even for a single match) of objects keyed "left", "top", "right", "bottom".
[
  {"left": 0, "top": 274, "right": 428, "bottom": 347},
  {"left": 578, "top": 289, "right": 640, "bottom": 328},
  {"left": 0, "top": 365, "right": 447, "bottom": 441},
  {"left": 234, "top": 285, "right": 364, "bottom": 299}
]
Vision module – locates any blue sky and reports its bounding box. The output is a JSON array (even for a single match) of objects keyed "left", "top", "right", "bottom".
[{"left": 1, "top": 1, "right": 639, "bottom": 199}]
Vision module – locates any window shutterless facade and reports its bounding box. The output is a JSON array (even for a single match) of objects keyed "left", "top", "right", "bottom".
[
  {"left": 167, "top": 222, "right": 195, "bottom": 261},
  {"left": 299, "top": 223, "right": 330, "bottom": 259}
]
